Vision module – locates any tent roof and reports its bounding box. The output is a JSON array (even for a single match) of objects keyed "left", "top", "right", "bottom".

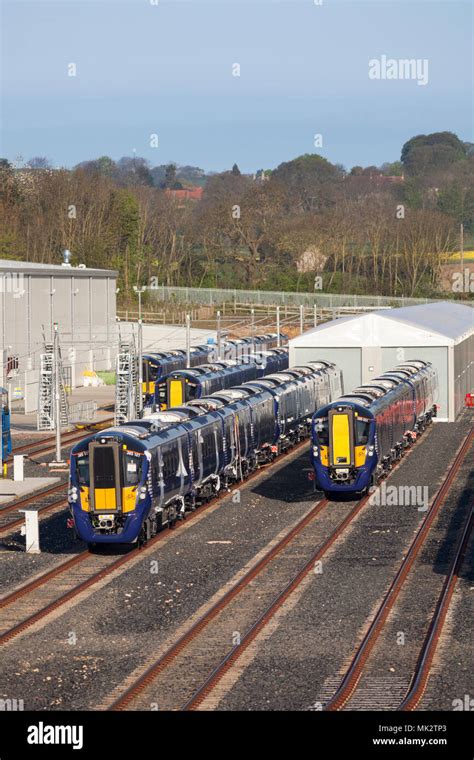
[{"left": 290, "top": 302, "right": 474, "bottom": 348}]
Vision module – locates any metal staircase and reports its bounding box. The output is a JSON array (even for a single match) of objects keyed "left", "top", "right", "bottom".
[
  {"left": 37, "top": 338, "right": 69, "bottom": 431},
  {"left": 115, "top": 337, "right": 139, "bottom": 425}
]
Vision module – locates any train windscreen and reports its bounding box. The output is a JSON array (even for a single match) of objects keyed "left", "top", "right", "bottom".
[{"left": 93, "top": 446, "right": 116, "bottom": 488}]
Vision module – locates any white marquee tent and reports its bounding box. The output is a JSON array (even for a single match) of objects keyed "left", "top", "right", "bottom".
[{"left": 290, "top": 302, "right": 474, "bottom": 421}]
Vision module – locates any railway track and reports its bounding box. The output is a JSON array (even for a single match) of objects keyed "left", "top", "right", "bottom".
[
  {"left": 0, "top": 438, "right": 311, "bottom": 647},
  {"left": 0, "top": 483, "right": 68, "bottom": 535},
  {"left": 104, "top": 427, "right": 472, "bottom": 711},
  {"left": 399, "top": 504, "right": 473, "bottom": 711},
  {"left": 8, "top": 416, "right": 114, "bottom": 463},
  {"left": 2, "top": 422, "right": 458, "bottom": 711},
  {"left": 323, "top": 428, "right": 473, "bottom": 712},
  {"left": 0, "top": 418, "right": 115, "bottom": 535},
  {"left": 106, "top": 491, "right": 367, "bottom": 710},
  {"left": 103, "top": 418, "right": 436, "bottom": 710}
]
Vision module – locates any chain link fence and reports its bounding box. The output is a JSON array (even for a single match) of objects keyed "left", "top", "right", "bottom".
[{"left": 148, "top": 286, "right": 441, "bottom": 309}]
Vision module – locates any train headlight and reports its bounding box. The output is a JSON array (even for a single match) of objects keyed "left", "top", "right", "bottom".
[
  {"left": 139, "top": 493, "right": 147, "bottom": 500},
  {"left": 312, "top": 445, "right": 319, "bottom": 457},
  {"left": 367, "top": 445, "right": 375, "bottom": 457},
  {"left": 140, "top": 486, "right": 147, "bottom": 493}
]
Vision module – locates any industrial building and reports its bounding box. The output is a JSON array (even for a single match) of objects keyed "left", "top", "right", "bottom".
[
  {"left": 290, "top": 301, "right": 474, "bottom": 421},
  {"left": 0, "top": 259, "right": 118, "bottom": 412}
]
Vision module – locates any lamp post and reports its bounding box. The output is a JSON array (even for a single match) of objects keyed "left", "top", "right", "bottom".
[
  {"left": 133, "top": 287, "right": 146, "bottom": 417},
  {"left": 133, "top": 285, "right": 146, "bottom": 322}
]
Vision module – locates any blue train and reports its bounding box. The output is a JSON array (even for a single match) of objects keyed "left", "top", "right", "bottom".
[
  {"left": 1, "top": 387, "right": 11, "bottom": 461},
  {"left": 311, "top": 360, "right": 438, "bottom": 496},
  {"left": 69, "top": 360, "right": 342, "bottom": 546},
  {"left": 142, "top": 333, "right": 288, "bottom": 403},
  {"left": 153, "top": 349, "right": 289, "bottom": 409}
]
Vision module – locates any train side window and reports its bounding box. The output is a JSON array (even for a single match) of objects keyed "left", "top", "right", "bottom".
[
  {"left": 124, "top": 453, "right": 142, "bottom": 486},
  {"left": 355, "top": 419, "right": 370, "bottom": 445},
  {"left": 76, "top": 455, "right": 90, "bottom": 486},
  {"left": 315, "top": 418, "right": 329, "bottom": 445}
]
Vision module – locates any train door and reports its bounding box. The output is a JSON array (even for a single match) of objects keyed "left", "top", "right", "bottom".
[
  {"left": 212, "top": 422, "right": 221, "bottom": 474},
  {"left": 223, "top": 413, "right": 237, "bottom": 467},
  {"left": 328, "top": 408, "right": 354, "bottom": 467},
  {"left": 167, "top": 376, "right": 186, "bottom": 408},
  {"left": 161, "top": 442, "right": 180, "bottom": 499},
  {"left": 89, "top": 441, "right": 123, "bottom": 513},
  {"left": 194, "top": 428, "right": 204, "bottom": 484},
  {"left": 177, "top": 436, "right": 190, "bottom": 495}
]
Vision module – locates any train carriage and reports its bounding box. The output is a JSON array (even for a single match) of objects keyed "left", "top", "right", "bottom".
[
  {"left": 69, "top": 360, "right": 343, "bottom": 546},
  {"left": 311, "top": 361, "right": 438, "bottom": 496},
  {"left": 153, "top": 349, "right": 289, "bottom": 410},
  {"left": 142, "top": 336, "right": 289, "bottom": 403}
]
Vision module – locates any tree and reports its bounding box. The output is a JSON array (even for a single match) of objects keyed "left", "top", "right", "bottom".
[
  {"left": 162, "top": 163, "right": 182, "bottom": 189},
  {"left": 401, "top": 132, "right": 467, "bottom": 175},
  {"left": 27, "top": 156, "right": 52, "bottom": 169},
  {"left": 231, "top": 163, "right": 241, "bottom": 176},
  {"left": 380, "top": 161, "right": 404, "bottom": 176},
  {"left": 271, "top": 154, "right": 343, "bottom": 212},
  {"left": 116, "top": 156, "right": 154, "bottom": 187}
]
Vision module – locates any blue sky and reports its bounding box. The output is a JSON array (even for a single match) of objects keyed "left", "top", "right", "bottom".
[{"left": 1, "top": 0, "right": 472, "bottom": 172}]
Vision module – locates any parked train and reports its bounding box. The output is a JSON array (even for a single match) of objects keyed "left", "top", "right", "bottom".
[
  {"left": 154, "top": 349, "right": 289, "bottom": 409},
  {"left": 69, "top": 360, "right": 342, "bottom": 546},
  {"left": 0, "top": 387, "right": 11, "bottom": 461},
  {"left": 311, "top": 360, "right": 438, "bottom": 496},
  {"left": 141, "top": 333, "right": 288, "bottom": 401}
]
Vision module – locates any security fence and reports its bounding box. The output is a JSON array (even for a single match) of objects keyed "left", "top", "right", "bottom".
[{"left": 147, "top": 285, "right": 440, "bottom": 310}]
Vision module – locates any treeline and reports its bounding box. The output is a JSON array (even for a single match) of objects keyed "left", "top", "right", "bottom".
[{"left": 0, "top": 131, "right": 473, "bottom": 300}]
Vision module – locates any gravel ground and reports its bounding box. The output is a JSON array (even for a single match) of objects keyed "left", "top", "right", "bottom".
[
  {"left": 212, "top": 415, "right": 473, "bottom": 711},
  {"left": 342, "top": 446, "right": 473, "bottom": 710},
  {"left": 0, "top": 415, "right": 471, "bottom": 712},
  {"left": 418, "top": 486, "right": 473, "bottom": 712},
  {"left": 0, "top": 421, "right": 111, "bottom": 579},
  {"left": 0, "top": 442, "right": 326, "bottom": 710}
]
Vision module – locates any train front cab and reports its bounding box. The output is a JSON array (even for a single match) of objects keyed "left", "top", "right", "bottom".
[
  {"left": 70, "top": 437, "right": 149, "bottom": 544},
  {"left": 312, "top": 402, "right": 375, "bottom": 493},
  {"left": 155, "top": 374, "right": 189, "bottom": 410},
  {"left": 142, "top": 354, "right": 170, "bottom": 398},
  {"left": 1, "top": 387, "right": 12, "bottom": 460}
]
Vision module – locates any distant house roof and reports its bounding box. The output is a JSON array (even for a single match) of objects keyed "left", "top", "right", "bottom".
[{"left": 166, "top": 187, "right": 203, "bottom": 201}]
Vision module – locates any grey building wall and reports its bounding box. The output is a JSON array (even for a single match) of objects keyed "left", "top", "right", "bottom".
[
  {"left": 0, "top": 264, "right": 118, "bottom": 411},
  {"left": 454, "top": 333, "right": 474, "bottom": 418},
  {"left": 291, "top": 344, "right": 458, "bottom": 421}
]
